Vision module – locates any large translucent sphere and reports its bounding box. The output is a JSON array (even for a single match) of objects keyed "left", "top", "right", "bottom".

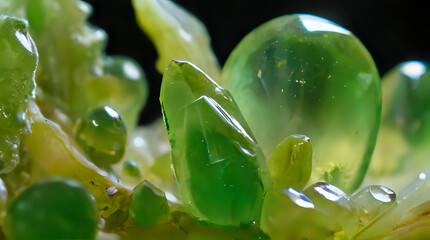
[{"left": 221, "top": 14, "right": 381, "bottom": 193}]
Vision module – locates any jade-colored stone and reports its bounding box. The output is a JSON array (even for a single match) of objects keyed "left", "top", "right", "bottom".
[
  {"left": 4, "top": 176, "right": 98, "bottom": 240},
  {"left": 132, "top": 0, "right": 220, "bottom": 79},
  {"left": 75, "top": 106, "right": 127, "bottom": 165},
  {"left": 0, "top": 15, "right": 37, "bottom": 173},
  {"left": 261, "top": 187, "right": 340, "bottom": 240},
  {"left": 129, "top": 180, "right": 170, "bottom": 227},
  {"left": 370, "top": 61, "right": 430, "bottom": 181},
  {"left": 303, "top": 182, "right": 359, "bottom": 238},
  {"left": 221, "top": 14, "right": 381, "bottom": 193},
  {"left": 160, "top": 60, "right": 271, "bottom": 228},
  {"left": 350, "top": 185, "right": 396, "bottom": 228},
  {"left": 267, "top": 135, "right": 312, "bottom": 191}
]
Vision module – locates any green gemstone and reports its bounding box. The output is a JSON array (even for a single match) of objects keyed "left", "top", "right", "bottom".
[
  {"left": 371, "top": 61, "right": 430, "bottom": 179},
  {"left": 160, "top": 60, "right": 271, "bottom": 228},
  {"left": 350, "top": 185, "right": 396, "bottom": 228},
  {"left": 261, "top": 187, "right": 339, "bottom": 240},
  {"left": 303, "top": 182, "right": 359, "bottom": 238},
  {"left": 221, "top": 14, "right": 381, "bottom": 193},
  {"left": 4, "top": 176, "right": 98, "bottom": 240},
  {"left": 129, "top": 180, "right": 170, "bottom": 227},
  {"left": 0, "top": 15, "right": 37, "bottom": 173},
  {"left": 75, "top": 106, "right": 127, "bottom": 165},
  {"left": 268, "top": 134, "right": 312, "bottom": 191}
]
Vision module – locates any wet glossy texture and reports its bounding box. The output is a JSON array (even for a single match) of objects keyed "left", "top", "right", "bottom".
[
  {"left": 268, "top": 134, "right": 312, "bottom": 190},
  {"left": 75, "top": 106, "right": 127, "bottom": 165},
  {"left": 0, "top": 0, "right": 148, "bottom": 129},
  {"left": 356, "top": 172, "right": 430, "bottom": 239},
  {"left": 351, "top": 185, "right": 396, "bottom": 227},
  {"left": 303, "top": 182, "right": 359, "bottom": 238},
  {"left": 0, "top": 15, "right": 37, "bottom": 173},
  {"left": 370, "top": 61, "right": 430, "bottom": 184},
  {"left": 4, "top": 176, "right": 98, "bottom": 240},
  {"left": 261, "top": 187, "right": 339, "bottom": 240},
  {"left": 221, "top": 14, "right": 381, "bottom": 193},
  {"left": 160, "top": 60, "right": 271, "bottom": 228},
  {"left": 129, "top": 180, "right": 170, "bottom": 227}
]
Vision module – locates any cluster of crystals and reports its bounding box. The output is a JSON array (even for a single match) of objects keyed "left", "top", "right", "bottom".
[
  {"left": 0, "top": 0, "right": 148, "bottom": 131},
  {"left": 1, "top": 0, "right": 430, "bottom": 239}
]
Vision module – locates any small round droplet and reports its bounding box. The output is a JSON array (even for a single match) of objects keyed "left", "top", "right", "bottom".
[{"left": 75, "top": 106, "right": 127, "bottom": 165}]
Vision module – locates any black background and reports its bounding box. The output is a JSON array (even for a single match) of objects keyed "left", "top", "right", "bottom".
[{"left": 83, "top": 0, "right": 430, "bottom": 124}]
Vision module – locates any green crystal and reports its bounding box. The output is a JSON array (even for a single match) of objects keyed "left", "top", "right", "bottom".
[
  {"left": 350, "top": 185, "right": 396, "bottom": 228},
  {"left": 4, "top": 176, "right": 98, "bottom": 240},
  {"left": 75, "top": 106, "right": 127, "bottom": 165},
  {"left": 129, "top": 180, "right": 170, "bottom": 227},
  {"left": 0, "top": 15, "right": 37, "bottom": 173},
  {"left": 370, "top": 61, "right": 430, "bottom": 182},
  {"left": 160, "top": 60, "right": 271, "bottom": 228},
  {"left": 132, "top": 0, "right": 220, "bottom": 78},
  {"left": 221, "top": 14, "right": 381, "bottom": 193},
  {"left": 261, "top": 187, "right": 339, "bottom": 240},
  {"left": 268, "top": 134, "right": 312, "bottom": 191},
  {"left": 303, "top": 182, "right": 359, "bottom": 238}
]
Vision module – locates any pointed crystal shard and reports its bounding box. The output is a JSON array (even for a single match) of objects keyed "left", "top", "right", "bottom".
[
  {"left": 160, "top": 60, "right": 271, "bottom": 228},
  {"left": 303, "top": 182, "right": 359, "bottom": 238},
  {"left": 267, "top": 135, "right": 312, "bottom": 191}
]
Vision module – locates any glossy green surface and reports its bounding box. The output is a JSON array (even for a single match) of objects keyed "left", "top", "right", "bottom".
[
  {"left": 75, "top": 106, "right": 127, "bottom": 165},
  {"left": 268, "top": 134, "right": 312, "bottom": 191},
  {"left": 0, "top": 15, "right": 37, "bottom": 173},
  {"left": 160, "top": 60, "right": 271, "bottom": 228},
  {"left": 86, "top": 56, "right": 148, "bottom": 130},
  {"left": 0, "top": 0, "right": 148, "bottom": 129},
  {"left": 129, "top": 180, "right": 170, "bottom": 227},
  {"left": 350, "top": 185, "right": 396, "bottom": 228},
  {"left": 4, "top": 176, "right": 98, "bottom": 240},
  {"left": 261, "top": 187, "right": 339, "bottom": 240},
  {"left": 370, "top": 61, "right": 430, "bottom": 183},
  {"left": 221, "top": 14, "right": 381, "bottom": 193},
  {"left": 303, "top": 182, "right": 358, "bottom": 238},
  {"left": 356, "top": 172, "right": 430, "bottom": 239}
]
